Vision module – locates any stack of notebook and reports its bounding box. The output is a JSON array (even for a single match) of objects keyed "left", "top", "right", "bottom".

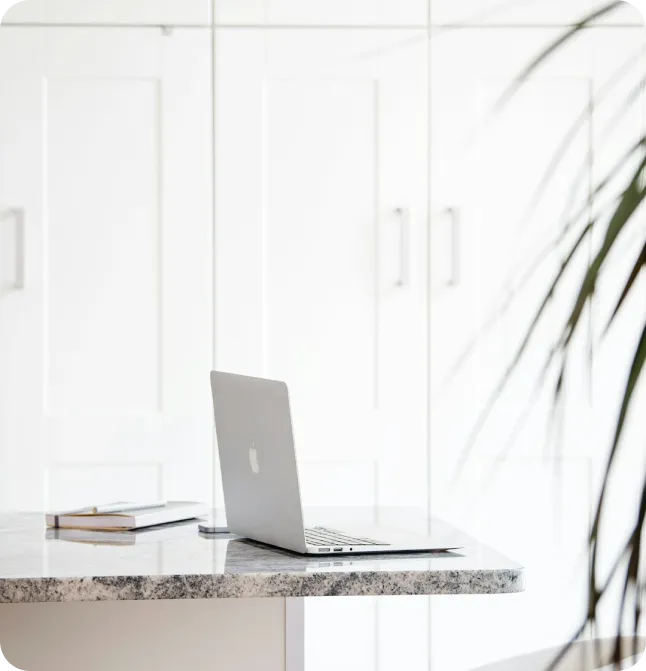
[{"left": 46, "top": 501, "right": 208, "bottom": 532}]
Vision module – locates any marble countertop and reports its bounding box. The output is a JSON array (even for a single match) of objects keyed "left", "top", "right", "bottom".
[{"left": 0, "top": 509, "right": 523, "bottom": 603}]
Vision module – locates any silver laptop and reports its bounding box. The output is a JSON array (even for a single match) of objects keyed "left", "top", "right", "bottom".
[{"left": 210, "top": 371, "right": 463, "bottom": 555}]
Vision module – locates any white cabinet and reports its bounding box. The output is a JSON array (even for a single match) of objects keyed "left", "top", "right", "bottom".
[
  {"left": 0, "top": 26, "right": 213, "bottom": 511},
  {"left": 214, "top": 0, "right": 426, "bottom": 27},
  {"left": 430, "top": 0, "right": 643, "bottom": 26},
  {"left": 215, "top": 29, "right": 429, "bottom": 511},
  {"left": 215, "top": 28, "right": 430, "bottom": 671},
  {"left": 2, "top": 0, "right": 210, "bottom": 25},
  {"left": 429, "top": 26, "right": 646, "bottom": 668}
]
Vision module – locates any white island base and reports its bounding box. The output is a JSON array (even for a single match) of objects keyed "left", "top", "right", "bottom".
[{"left": 0, "top": 598, "right": 304, "bottom": 671}]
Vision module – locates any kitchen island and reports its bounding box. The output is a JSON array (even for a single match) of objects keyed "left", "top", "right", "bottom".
[{"left": 0, "top": 510, "right": 523, "bottom": 670}]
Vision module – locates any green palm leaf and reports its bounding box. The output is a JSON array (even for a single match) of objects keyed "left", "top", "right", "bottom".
[
  {"left": 564, "top": 161, "right": 646, "bottom": 346},
  {"left": 465, "top": 5, "right": 646, "bottom": 665},
  {"left": 495, "top": 2, "right": 625, "bottom": 112},
  {"left": 450, "top": 221, "right": 592, "bottom": 479},
  {"left": 603, "top": 238, "right": 646, "bottom": 334},
  {"left": 589, "top": 320, "right": 646, "bottom": 612},
  {"left": 442, "top": 134, "right": 646, "bottom": 392}
]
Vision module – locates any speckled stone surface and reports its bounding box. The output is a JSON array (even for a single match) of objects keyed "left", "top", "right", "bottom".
[{"left": 0, "top": 509, "right": 523, "bottom": 603}]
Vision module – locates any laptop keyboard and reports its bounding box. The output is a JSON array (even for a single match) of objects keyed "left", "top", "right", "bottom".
[{"left": 305, "top": 526, "right": 389, "bottom": 547}]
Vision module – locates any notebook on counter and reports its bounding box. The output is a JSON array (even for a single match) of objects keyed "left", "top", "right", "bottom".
[
  {"left": 46, "top": 501, "right": 208, "bottom": 531},
  {"left": 46, "top": 519, "right": 199, "bottom": 546}
]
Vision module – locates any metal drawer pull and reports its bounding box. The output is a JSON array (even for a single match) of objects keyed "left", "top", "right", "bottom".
[
  {"left": 395, "top": 207, "right": 410, "bottom": 287},
  {"left": 1, "top": 208, "right": 25, "bottom": 290},
  {"left": 446, "top": 206, "right": 460, "bottom": 287},
  {"left": 14, "top": 209, "right": 25, "bottom": 290}
]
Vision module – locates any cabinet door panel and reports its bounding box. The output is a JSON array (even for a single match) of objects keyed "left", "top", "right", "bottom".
[
  {"left": 215, "top": 29, "right": 428, "bottom": 508},
  {"left": 46, "top": 77, "right": 160, "bottom": 415},
  {"left": 2, "top": 0, "right": 210, "bottom": 26},
  {"left": 0, "top": 27, "right": 213, "bottom": 511},
  {"left": 216, "top": 29, "right": 430, "bottom": 671},
  {"left": 429, "top": 27, "right": 646, "bottom": 668},
  {"left": 430, "top": 0, "right": 643, "bottom": 26},
  {"left": 215, "top": 0, "right": 427, "bottom": 27}
]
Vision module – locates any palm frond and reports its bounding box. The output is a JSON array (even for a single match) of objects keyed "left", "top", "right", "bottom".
[
  {"left": 557, "top": 72, "right": 646, "bottom": 231},
  {"left": 603, "top": 238, "right": 646, "bottom": 334},
  {"left": 547, "top": 514, "right": 643, "bottom": 670},
  {"left": 495, "top": 2, "right": 626, "bottom": 113},
  {"left": 516, "top": 50, "right": 644, "bottom": 235},
  {"left": 442, "top": 134, "right": 646, "bottom": 391},
  {"left": 449, "top": 221, "right": 593, "bottom": 480},
  {"left": 564, "top": 161, "right": 646, "bottom": 346},
  {"left": 612, "top": 474, "right": 646, "bottom": 666},
  {"left": 450, "top": 3, "right": 646, "bottom": 660},
  {"left": 588, "top": 318, "right": 646, "bottom": 641}
]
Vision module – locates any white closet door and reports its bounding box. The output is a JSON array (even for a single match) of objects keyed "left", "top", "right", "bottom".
[
  {"left": 215, "top": 29, "right": 429, "bottom": 671},
  {"left": 429, "top": 27, "right": 646, "bottom": 669},
  {"left": 214, "top": 0, "right": 427, "bottom": 27},
  {"left": 2, "top": 0, "right": 210, "bottom": 26},
  {"left": 215, "top": 29, "right": 429, "bottom": 510},
  {"left": 430, "top": 0, "right": 643, "bottom": 26},
  {"left": 0, "top": 26, "right": 213, "bottom": 511}
]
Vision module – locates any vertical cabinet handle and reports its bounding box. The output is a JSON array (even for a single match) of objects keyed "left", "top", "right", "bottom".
[
  {"left": 394, "top": 207, "right": 410, "bottom": 287},
  {"left": 13, "top": 209, "right": 25, "bottom": 290},
  {"left": 1, "top": 208, "right": 25, "bottom": 290},
  {"left": 446, "top": 206, "right": 460, "bottom": 287}
]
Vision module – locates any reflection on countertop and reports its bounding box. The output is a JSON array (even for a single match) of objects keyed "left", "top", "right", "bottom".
[{"left": 0, "top": 508, "right": 523, "bottom": 603}]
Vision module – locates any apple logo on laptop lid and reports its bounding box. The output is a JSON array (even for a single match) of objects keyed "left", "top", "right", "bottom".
[{"left": 249, "top": 441, "right": 260, "bottom": 475}]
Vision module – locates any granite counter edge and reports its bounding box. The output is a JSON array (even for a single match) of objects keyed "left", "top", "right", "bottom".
[{"left": 0, "top": 568, "right": 524, "bottom": 603}]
